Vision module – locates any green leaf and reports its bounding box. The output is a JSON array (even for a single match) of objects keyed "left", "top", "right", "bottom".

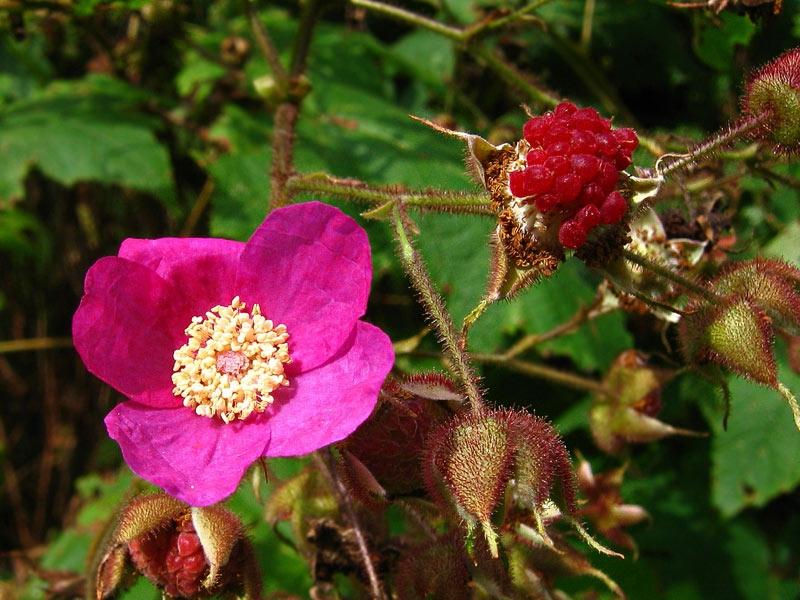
[
  {"left": 695, "top": 12, "right": 756, "bottom": 72},
  {"left": 389, "top": 31, "right": 455, "bottom": 92},
  {"left": 0, "top": 76, "right": 174, "bottom": 210},
  {"left": 417, "top": 214, "right": 631, "bottom": 370},
  {"left": 707, "top": 356, "right": 800, "bottom": 517},
  {"left": 208, "top": 149, "right": 271, "bottom": 241},
  {"left": 726, "top": 520, "right": 791, "bottom": 600},
  {"left": 118, "top": 577, "right": 160, "bottom": 600},
  {"left": 75, "top": 469, "right": 135, "bottom": 526},
  {"left": 765, "top": 221, "right": 800, "bottom": 264}
]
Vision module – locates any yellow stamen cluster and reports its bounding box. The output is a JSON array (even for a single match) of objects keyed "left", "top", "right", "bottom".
[{"left": 171, "top": 297, "right": 291, "bottom": 423}]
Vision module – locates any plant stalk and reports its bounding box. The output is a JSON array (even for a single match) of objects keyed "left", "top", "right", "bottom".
[{"left": 391, "top": 204, "right": 484, "bottom": 411}]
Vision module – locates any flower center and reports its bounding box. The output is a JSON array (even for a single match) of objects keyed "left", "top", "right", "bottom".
[{"left": 171, "top": 296, "right": 291, "bottom": 423}]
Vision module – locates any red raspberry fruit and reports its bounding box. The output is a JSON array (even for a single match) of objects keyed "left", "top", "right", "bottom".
[
  {"left": 600, "top": 191, "right": 628, "bottom": 224},
  {"left": 576, "top": 204, "right": 601, "bottom": 230},
  {"left": 129, "top": 519, "right": 209, "bottom": 599},
  {"left": 552, "top": 173, "right": 582, "bottom": 204},
  {"left": 508, "top": 101, "right": 638, "bottom": 250},
  {"left": 559, "top": 218, "right": 588, "bottom": 250},
  {"left": 570, "top": 154, "right": 601, "bottom": 184}
]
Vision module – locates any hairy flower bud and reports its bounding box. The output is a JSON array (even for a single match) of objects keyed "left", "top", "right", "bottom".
[
  {"left": 682, "top": 297, "right": 777, "bottom": 386},
  {"left": 422, "top": 409, "right": 575, "bottom": 557},
  {"left": 93, "top": 493, "right": 261, "bottom": 599},
  {"left": 679, "top": 258, "right": 800, "bottom": 430},
  {"left": 744, "top": 47, "right": 800, "bottom": 152}
]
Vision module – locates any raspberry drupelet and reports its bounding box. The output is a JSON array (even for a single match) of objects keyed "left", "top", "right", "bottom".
[{"left": 508, "top": 102, "right": 638, "bottom": 250}]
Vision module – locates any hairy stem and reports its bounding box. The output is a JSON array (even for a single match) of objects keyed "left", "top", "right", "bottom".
[
  {"left": 269, "top": 103, "right": 299, "bottom": 210},
  {"left": 657, "top": 111, "right": 770, "bottom": 177},
  {"left": 286, "top": 173, "right": 493, "bottom": 215},
  {"left": 392, "top": 204, "right": 484, "bottom": 411}
]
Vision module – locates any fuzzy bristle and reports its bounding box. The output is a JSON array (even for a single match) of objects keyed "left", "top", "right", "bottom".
[{"left": 423, "top": 411, "right": 514, "bottom": 522}]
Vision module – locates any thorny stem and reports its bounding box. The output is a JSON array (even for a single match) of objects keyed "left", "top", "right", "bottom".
[
  {"left": 657, "top": 111, "right": 770, "bottom": 177},
  {"left": 391, "top": 204, "right": 485, "bottom": 412},
  {"left": 316, "top": 450, "right": 387, "bottom": 600},
  {"left": 286, "top": 173, "right": 493, "bottom": 215},
  {"left": 620, "top": 248, "right": 721, "bottom": 303}
]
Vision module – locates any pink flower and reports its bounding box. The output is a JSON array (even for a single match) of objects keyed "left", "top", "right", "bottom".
[{"left": 73, "top": 202, "right": 394, "bottom": 506}]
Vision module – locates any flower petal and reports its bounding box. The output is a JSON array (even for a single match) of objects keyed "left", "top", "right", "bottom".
[
  {"left": 72, "top": 256, "right": 183, "bottom": 407},
  {"left": 236, "top": 202, "right": 372, "bottom": 370},
  {"left": 120, "top": 237, "right": 244, "bottom": 316},
  {"left": 105, "top": 402, "right": 271, "bottom": 506},
  {"left": 264, "top": 321, "right": 394, "bottom": 457}
]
